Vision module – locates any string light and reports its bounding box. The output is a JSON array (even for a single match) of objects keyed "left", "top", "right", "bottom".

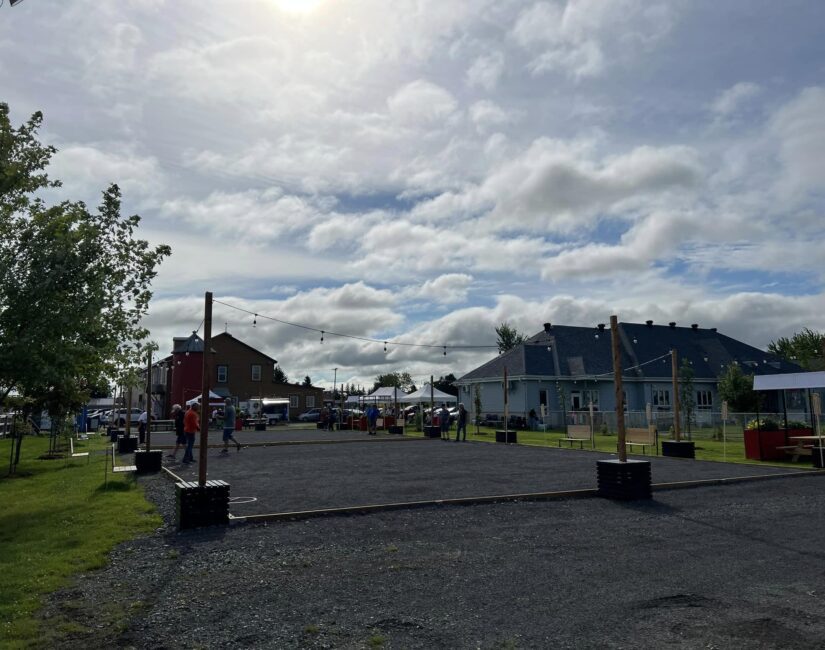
[
  {"left": 443, "top": 346, "right": 447, "bottom": 356},
  {"left": 320, "top": 331, "right": 324, "bottom": 344},
  {"left": 383, "top": 341, "right": 387, "bottom": 353},
  {"left": 253, "top": 314, "right": 257, "bottom": 328}
]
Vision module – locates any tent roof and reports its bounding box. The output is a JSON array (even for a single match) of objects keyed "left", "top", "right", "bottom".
[
  {"left": 366, "top": 386, "right": 408, "bottom": 400},
  {"left": 753, "top": 371, "right": 825, "bottom": 391},
  {"left": 399, "top": 384, "right": 458, "bottom": 403},
  {"left": 185, "top": 390, "right": 225, "bottom": 406}
]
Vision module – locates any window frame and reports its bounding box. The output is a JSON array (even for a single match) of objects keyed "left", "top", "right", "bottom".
[
  {"left": 251, "top": 364, "right": 262, "bottom": 382},
  {"left": 216, "top": 365, "right": 228, "bottom": 383},
  {"left": 289, "top": 394, "right": 299, "bottom": 408},
  {"left": 306, "top": 395, "right": 315, "bottom": 408}
]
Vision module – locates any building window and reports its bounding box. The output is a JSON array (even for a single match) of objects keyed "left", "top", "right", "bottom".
[
  {"left": 251, "top": 365, "right": 261, "bottom": 382},
  {"left": 652, "top": 389, "right": 671, "bottom": 409},
  {"left": 216, "top": 365, "right": 228, "bottom": 383},
  {"left": 306, "top": 395, "right": 315, "bottom": 408},
  {"left": 539, "top": 389, "right": 548, "bottom": 407},
  {"left": 696, "top": 390, "right": 713, "bottom": 410},
  {"left": 289, "top": 394, "right": 299, "bottom": 408}
]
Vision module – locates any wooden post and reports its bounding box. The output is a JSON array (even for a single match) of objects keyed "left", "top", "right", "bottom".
[
  {"left": 430, "top": 375, "right": 434, "bottom": 431},
  {"left": 125, "top": 387, "right": 133, "bottom": 438},
  {"left": 198, "top": 291, "right": 213, "bottom": 487},
  {"left": 503, "top": 366, "right": 509, "bottom": 440},
  {"left": 671, "top": 349, "right": 681, "bottom": 442},
  {"left": 610, "top": 316, "right": 627, "bottom": 462},
  {"left": 145, "top": 349, "right": 152, "bottom": 451}
]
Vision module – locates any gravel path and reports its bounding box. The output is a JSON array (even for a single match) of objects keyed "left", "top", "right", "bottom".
[
  {"left": 41, "top": 465, "right": 825, "bottom": 648},
  {"left": 147, "top": 427, "right": 392, "bottom": 447}
]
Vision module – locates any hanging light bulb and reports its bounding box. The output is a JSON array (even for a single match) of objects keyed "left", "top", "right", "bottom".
[
  {"left": 632, "top": 337, "right": 638, "bottom": 344},
  {"left": 253, "top": 314, "right": 257, "bottom": 328},
  {"left": 443, "top": 346, "right": 447, "bottom": 356},
  {"left": 383, "top": 341, "right": 387, "bottom": 353},
  {"left": 320, "top": 331, "right": 325, "bottom": 344}
]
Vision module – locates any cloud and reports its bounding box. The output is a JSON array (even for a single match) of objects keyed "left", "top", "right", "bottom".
[
  {"left": 400, "top": 273, "right": 474, "bottom": 305},
  {"left": 466, "top": 51, "right": 505, "bottom": 90},
  {"left": 711, "top": 82, "right": 761, "bottom": 116},
  {"left": 770, "top": 86, "right": 825, "bottom": 197},
  {"left": 387, "top": 80, "right": 458, "bottom": 126}
]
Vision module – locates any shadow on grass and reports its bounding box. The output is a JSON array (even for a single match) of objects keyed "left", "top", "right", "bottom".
[{"left": 95, "top": 481, "right": 134, "bottom": 493}]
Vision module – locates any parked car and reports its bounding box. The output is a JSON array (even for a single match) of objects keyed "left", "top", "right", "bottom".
[
  {"left": 108, "top": 408, "right": 143, "bottom": 426},
  {"left": 298, "top": 408, "right": 322, "bottom": 422}
]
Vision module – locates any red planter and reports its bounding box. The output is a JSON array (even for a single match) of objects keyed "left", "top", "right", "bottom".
[{"left": 743, "top": 428, "right": 812, "bottom": 461}]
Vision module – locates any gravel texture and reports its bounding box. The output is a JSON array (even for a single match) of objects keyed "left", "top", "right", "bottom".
[
  {"left": 147, "top": 426, "right": 392, "bottom": 447},
  {"left": 39, "top": 443, "right": 825, "bottom": 649}
]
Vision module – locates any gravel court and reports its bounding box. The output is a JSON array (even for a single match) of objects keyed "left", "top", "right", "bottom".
[
  {"left": 148, "top": 426, "right": 391, "bottom": 446},
  {"left": 163, "top": 437, "right": 813, "bottom": 516}
]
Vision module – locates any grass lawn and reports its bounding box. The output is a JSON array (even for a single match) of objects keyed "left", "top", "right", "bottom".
[
  {"left": 404, "top": 425, "right": 807, "bottom": 469},
  {"left": 0, "top": 433, "right": 161, "bottom": 648}
]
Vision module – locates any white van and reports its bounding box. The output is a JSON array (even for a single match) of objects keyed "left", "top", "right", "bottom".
[{"left": 247, "top": 397, "right": 290, "bottom": 425}]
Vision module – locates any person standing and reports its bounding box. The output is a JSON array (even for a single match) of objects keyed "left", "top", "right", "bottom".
[
  {"left": 329, "top": 407, "right": 337, "bottom": 432},
  {"left": 137, "top": 409, "right": 148, "bottom": 445},
  {"left": 167, "top": 404, "right": 185, "bottom": 460},
  {"left": 455, "top": 403, "right": 468, "bottom": 441},
  {"left": 221, "top": 398, "right": 241, "bottom": 454},
  {"left": 439, "top": 403, "right": 451, "bottom": 440},
  {"left": 182, "top": 402, "right": 200, "bottom": 464},
  {"left": 367, "top": 404, "right": 379, "bottom": 435}
]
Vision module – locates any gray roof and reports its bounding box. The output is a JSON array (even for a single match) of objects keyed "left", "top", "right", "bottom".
[{"left": 458, "top": 322, "right": 802, "bottom": 382}]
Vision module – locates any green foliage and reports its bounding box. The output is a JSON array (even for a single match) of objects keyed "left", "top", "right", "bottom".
[
  {"left": 768, "top": 328, "right": 825, "bottom": 370},
  {"left": 371, "top": 371, "right": 415, "bottom": 393},
  {"left": 678, "top": 358, "right": 696, "bottom": 433},
  {"left": 302, "top": 375, "right": 312, "bottom": 387},
  {"left": 473, "top": 384, "right": 482, "bottom": 425},
  {"left": 273, "top": 366, "right": 288, "bottom": 383},
  {"left": 495, "top": 321, "right": 526, "bottom": 353},
  {"left": 717, "top": 364, "right": 759, "bottom": 412},
  {"left": 433, "top": 373, "right": 457, "bottom": 396},
  {"left": 745, "top": 417, "right": 779, "bottom": 431},
  {"left": 0, "top": 104, "right": 170, "bottom": 416}
]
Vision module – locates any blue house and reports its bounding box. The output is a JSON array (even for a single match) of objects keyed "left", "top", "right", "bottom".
[{"left": 454, "top": 321, "right": 804, "bottom": 426}]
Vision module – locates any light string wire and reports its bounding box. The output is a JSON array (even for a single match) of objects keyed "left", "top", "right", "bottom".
[{"left": 212, "top": 298, "right": 499, "bottom": 351}]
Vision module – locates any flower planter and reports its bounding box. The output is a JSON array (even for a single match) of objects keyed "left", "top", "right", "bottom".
[
  {"left": 661, "top": 440, "right": 695, "bottom": 459},
  {"left": 743, "top": 429, "right": 811, "bottom": 461}
]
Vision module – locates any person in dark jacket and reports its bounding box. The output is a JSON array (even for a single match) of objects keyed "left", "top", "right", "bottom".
[
  {"left": 455, "top": 403, "right": 468, "bottom": 441},
  {"left": 166, "top": 404, "right": 186, "bottom": 461}
]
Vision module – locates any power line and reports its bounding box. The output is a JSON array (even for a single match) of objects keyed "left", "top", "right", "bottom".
[{"left": 212, "top": 298, "right": 498, "bottom": 352}]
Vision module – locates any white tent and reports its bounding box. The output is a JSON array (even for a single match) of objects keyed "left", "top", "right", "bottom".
[
  {"left": 186, "top": 390, "right": 224, "bottom": 406},
  {"left": 399, "top": 383, "right": 458, "bottom": 404},
  {"left": 753, "top": 371, "right": 825, "bottom": 391},
  {"left": 365, "top": 386, "right": 408, "bottom": 401}
]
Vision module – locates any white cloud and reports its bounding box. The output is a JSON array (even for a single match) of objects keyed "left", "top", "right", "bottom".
[
  {"left": 400, "top": 273, "right": 474, "bottom": 305},
  {"left": 387, "top": 80, "right": 458, "bottom": 126},
  {"left": 770, "top": 86, "right": 825, "bottom": 197},
  {"left": 711, "top": 81, "right": 761, "bottom": 116},
  {"left": 466, "top": 51, "right": 505, "bottom": 90}
]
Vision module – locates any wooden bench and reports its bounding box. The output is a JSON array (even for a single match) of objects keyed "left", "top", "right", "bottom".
[
  {"left": 625, "top": 426, "right": 658, "bottom": 455},
  {"left": 777, "top": 444, "right": 813, "bottom": 462},
  {"left": 559, "top": 424, "right": 592, "bottom": 449},
  {"left": 111, "top": 443, "right": 136, "bottom": 473},
  {"left": 243, "top": 418, "right": 267, "bottom": 431}
]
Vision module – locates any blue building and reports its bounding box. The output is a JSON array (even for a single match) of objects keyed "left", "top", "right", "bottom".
[{"left": 454, "top": 321, "right": 804, "bottom": 425}]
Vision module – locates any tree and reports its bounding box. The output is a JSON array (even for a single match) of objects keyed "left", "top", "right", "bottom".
[
  {"left": 1, "top": 104, "right": 170, "bottom": 468},
  {"left": 768, "top": 328, "right": 825, "bottom": 370},
  {"left": 495, "top": 321, "right": 526, "bottom": 353},
  {"left": 433, "top": 373, "right": 458, "bottom": 396},
  {"left": 371, "top": 371, "right": 416, "bottom": 393},
  {"left": 717, "top": 364, "right": 759, "bottom": 413},
  {"left": 473, "top": 384, "right": 482, "bottom": 433},
  {"left": 302, "top": 375, "right": 312, "bottom": 387},
  {"left": 273, "top": 366, "right": 288, "bottom": 383},
  {"left": 678, "top": 358, "right": 696, "bottom": 437}
]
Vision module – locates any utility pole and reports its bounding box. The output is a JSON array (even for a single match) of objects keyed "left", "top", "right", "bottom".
[
  {"left": 611, "top": 315, "right": 627, "bottom": 462},
  {"left": 671, "top": 349, "right": 681, "bottom": 442},
  {"left": 198, "top": 292, "right": 213, "bottom": 486}
]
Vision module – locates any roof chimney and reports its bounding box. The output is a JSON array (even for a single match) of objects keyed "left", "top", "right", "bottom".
[
  {"left": 646, "top": 320, "right": 653, "bottom": 327},
  {"left": 691, "top": 323, "right": 698, "bottom": 330},
  {"left": 597, "top": 323, "right": 606, "bottom": 331},
  {"left": 669, "top": 322, "right": 676, "bottom": 328},
  {"left": 543, "top": 322, "right": 552, "bottom": 333}
]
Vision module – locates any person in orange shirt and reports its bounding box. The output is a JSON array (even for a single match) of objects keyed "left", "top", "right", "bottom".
[{"left": 182, "top": 402, "right": 200, "bottom": 464}]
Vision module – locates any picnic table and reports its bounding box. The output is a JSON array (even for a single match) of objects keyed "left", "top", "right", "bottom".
[{"left": 781, "top": 436, "right": 824, "bottom": 462}]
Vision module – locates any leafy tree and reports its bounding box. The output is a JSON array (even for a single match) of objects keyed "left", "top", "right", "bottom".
[
  {"left": 273, "top": 366, "right": 288, "bottom": 383},
  {"left": 473, "top": 384, "right": 482, "bottom": 433},
  {"left": 678, "top": 358, "right": 696, "bottom": 437},
  {"left": 768, "top": 328, "right": 825, "bottom": 370},
  {"left": 302, "top": 375, "right": 312, "bottom": 387},
  {"left": 0, "top": 104, "right": 170, "bottom": 468},
  {"left": 495, "top": 321, "right": 526, "bottom": 353},
  {"left": 433, "top": 373, "right": 458, "bottom": 396},
  {"left": 371, "top": 371, "right": 416, "bottom": 393},
  {"left": 717, "top": 364, "right": 759, "bottom": 413}
]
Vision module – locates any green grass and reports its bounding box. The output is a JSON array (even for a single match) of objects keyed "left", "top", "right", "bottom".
[
  {"left": 404, "top": 425, "right": 807, "bottom": 469},
  {"left": 0, "top": 433, "right": 161, "bottom": 648}
]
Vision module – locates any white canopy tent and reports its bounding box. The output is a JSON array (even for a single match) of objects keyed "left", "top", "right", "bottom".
[
  {"left": 365, "top": 386, "right": 408, "bottom": 401},
  {"left": 753, "top": 371, "right": 825, "bottom": 391},
  {"left": 399, "top": 384, "right": 458, "bottom": 404},
  {"left": 185, "top": 390, "right": 225, "bottom": 407}
]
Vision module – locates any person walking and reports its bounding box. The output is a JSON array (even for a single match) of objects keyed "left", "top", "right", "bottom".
[
  {"left": 137, "top": 409, "right": 148, "bottom": 445},
  {"left": 439, "top": 403, "right": 451, "bottom": 440},
  {"left": 455, "top": 403, "right": 468, "bottom": 441},
  {"left": 329, "top": 407, "right": 337, "bottom": 432},
  {"left": 221, "top": 398, "right": 241, "bottom": 454},
  {"left": 367, "top": 404, "right": 379, "bottom": 435},
  {"left": 166, "top": 404, "right": 186, "bottom": 461},
  {"left": 182, "top": 402, "right": 200, "bottom": 465}
]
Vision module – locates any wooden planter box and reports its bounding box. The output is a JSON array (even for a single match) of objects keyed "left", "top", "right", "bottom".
[
  {"left": 743, "top": 428, "right": 811, "bottom": 461},
  {"left": 495, "top": 430, "right": 518, "bottom": 443},
  {"left": 135, "top": 449, "right": 163, "bottom": 474},
  {"left": 597, "top": 459, "right": 652, "bottom": 500}
]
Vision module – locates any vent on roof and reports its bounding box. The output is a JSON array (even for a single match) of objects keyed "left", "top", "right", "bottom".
[
  {"left": 646, "top": 320, "right": 653, "bottom": 327},
  {"left": 543, "top": 322, "right": 552, "bottom": 332},
  {"left": 597, "top": 323, "right": 605, "bottom": 331},
  {"left": 669, "top": 322, "right": 676, "bottom": 328},
  {"left": 691, "top": 323, "right": 698, "bottom": 330},
  {"left": 710, "top": 327, "right": 717, "bottom": 332}
]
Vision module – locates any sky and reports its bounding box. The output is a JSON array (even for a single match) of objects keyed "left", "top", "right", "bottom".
[{"left": 2, "top": 0, "right": 825, "bottom": 390}]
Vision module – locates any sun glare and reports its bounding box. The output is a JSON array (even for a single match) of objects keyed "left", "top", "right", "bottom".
[{"left": 275, "top": 0, "right": 324, "bottom": 14}]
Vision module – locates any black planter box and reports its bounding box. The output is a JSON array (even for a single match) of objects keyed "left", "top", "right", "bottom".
[
  {"left": 176, "top": 480, "right": 230, "bottom": 530},
  {"left": 108, "top": 428, "right": 120, "bottom": 442},
  {"left": 388, "top": 425, "right": 403, "bottom": 434},
  {"left": 661, "top": 440, "right": 695, "bottom": 459},
  {"left": 135, "top": 449, "right": 163, "bottom": 474},
  {"left": 424, "top": 426, "right": 441, "bottom": 438},
  {"left": 597, "top": 459, "right": 652, "bottom": 500},
  {"left": 495, "top": 430, "right": 518, "bottom": 443},
  {"left": 117, "top": 436, "right": 138, "bottom": 454},
  {"left": 316, "top": 422, "right": 325, "bottom": 429},
  {"left": 255, "top": 422, "right": 267, "bottom": 431},
  {"left": 812, "top": 447, "right": 825, "bottom": 468}
]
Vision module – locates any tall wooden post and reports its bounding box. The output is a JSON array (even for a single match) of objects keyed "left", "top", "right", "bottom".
[
  {"left": 145, "top": 350, "right": 152, "bottom": 451},
  {"left": 671, "top": 349, "right": 681, "bottom": 442},
  {"left": 503, "top": 366, "right": 509, "bottom": 439},
  {"left": 610, "top": 316, "right": 627, "bottom": 462},
  {"left": 198, "top": 292, "right": 213, "bottom": 486},
  {"left": 430, "top": 375, "right": 435, "bottom": 430},
  {"left": 125, "top": 387, "right": 133, "bottom": 438}
]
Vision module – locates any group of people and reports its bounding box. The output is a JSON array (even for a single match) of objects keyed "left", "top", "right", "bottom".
[
  {"left": 437, "top": 403, "right": 468, "bottom": 441},
  {"left": 166, "top": 397, "right": 242, "bottom": 464}
]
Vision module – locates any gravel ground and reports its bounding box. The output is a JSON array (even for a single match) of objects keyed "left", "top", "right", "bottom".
[
  {"left": 41, "top": 464, "right": 825, "bottom": 648},
  {"left": 147, "top": 427, "right": 392, "bottom": 447},
  {"left": 163, "top": 438, "right": 808, "bottom": 516}
]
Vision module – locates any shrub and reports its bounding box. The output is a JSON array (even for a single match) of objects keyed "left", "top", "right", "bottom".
[{"left": 745, "top": 417, "right": 779, "bottom": 430}]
